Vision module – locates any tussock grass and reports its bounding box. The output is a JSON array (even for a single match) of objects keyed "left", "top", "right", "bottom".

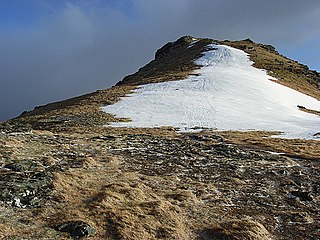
[
  {"left": 213, "top": 130, "right": 320, "bottom": 160},
  {"left": 39, "top": 155, "right": 191, "bottom": 239},
  {"left": 200, "top": 219, "right": 271, "bottom": 240}
]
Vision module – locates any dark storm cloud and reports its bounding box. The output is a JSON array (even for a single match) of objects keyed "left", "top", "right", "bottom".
[
  {"left": 1, "top": 0, "right": 320, "bottom": 121},
  {"left": 135, "top": 0, "right": 320, "bottom": 42}
]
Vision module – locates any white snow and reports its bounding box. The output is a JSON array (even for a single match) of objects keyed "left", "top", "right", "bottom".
[
  {"left": 102, "top": 44, "right": 320, "bottom": 139},
  {"left": 188, "top": 39, "right": 200, "bottom": 48}
]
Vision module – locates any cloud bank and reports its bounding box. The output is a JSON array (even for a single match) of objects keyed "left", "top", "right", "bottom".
[{"left": 1, "top": 0, "right": 320, "bottom": 121}]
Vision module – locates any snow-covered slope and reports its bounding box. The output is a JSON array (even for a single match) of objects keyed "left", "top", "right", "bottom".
[{"left": 102, "top": 44, "right": 320, "bottom": 139}]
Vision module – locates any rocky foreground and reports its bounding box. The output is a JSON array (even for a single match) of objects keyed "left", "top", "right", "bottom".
[
  {"left": 0, "top": 127, "right": 319, "bottom": 239},
  {"left": 0, "top": 36, "right": 319, "bottom": 239}
]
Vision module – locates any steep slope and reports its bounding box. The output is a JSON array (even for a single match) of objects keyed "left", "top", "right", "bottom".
[
  {"left": 3, "top": 36, "right": 319, "bottom": 133},
  {"left": 103, "top": 43, "right": 320, "bottom": 139},
  {"left": 118, "top": 36, "right": 320, "bottom": 100},
  {"left": 1, "top": 36, "right": 320, "bottom": 240}
]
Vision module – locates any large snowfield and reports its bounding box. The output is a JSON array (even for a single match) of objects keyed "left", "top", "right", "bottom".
[{"left": 103, "top": 44, "right": 320, "bottom": 139}]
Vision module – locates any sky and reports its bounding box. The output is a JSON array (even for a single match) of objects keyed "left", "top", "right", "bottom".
[{"left": 1, "top": 0, "right": 320, "bottom": 121}]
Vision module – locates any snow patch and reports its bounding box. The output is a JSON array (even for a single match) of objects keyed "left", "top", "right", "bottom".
[
  {"left": 188, "top": 39, "right": 200, "bottom": 48},
  {"left": 102, "top": 44, "right": 320, "bottom": 139}
]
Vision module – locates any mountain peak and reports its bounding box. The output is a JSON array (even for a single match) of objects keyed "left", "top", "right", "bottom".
[
  {"left": 2, "top": 35, "right": 320, "bottom": 133},
  {"left": 104, "top": 42, "right": 320, "bottom": 139},
  {"left": 116, "top": 36, "right": 319, "bottom": 99},
  {"left": 1, "top": 36, "right": 320, "bottom": 239},
  {"left": 116, "top": 36, "right": 213, "bottom": 86}
]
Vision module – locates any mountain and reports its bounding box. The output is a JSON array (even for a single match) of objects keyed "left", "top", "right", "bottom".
[
  {"left": 0, "top": 36, "right": 319, "bottom": 239},
  {"left": 104, "top": 41, "right": 320, "bottom": 139}
]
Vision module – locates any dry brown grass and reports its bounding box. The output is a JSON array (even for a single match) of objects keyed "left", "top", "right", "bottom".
[
  {"left": 212, "top": 130, "right": 320, "bottom": 160},
  {"left": 223, "top": 40, "right": 320, "bottom": 100},
  {"left": 0, "top": 223, "right": 15, "bottom": 239},
  {"left": 100, "top": 126, "right": 180, "bottom": 137},
  {"left": 0, "top": 205, "right": 64, "bottom": 240},
  {"left": 298, "top": 106, "right": 320, "bottom": 116},
  {"left": 200, "top": 219, "right": 271, "bottom": 240},
  {"left": 45, "top": 153, "right": 275, "bottom": 240},
  {"left": 2, "top": 127, "right": 318, "bottom": 239},
  {"left": 36, "top": 155, "right": 191, "bottom": 240},
  {"left": 7, "top": 85, "right": 136, "bottom": 133}
]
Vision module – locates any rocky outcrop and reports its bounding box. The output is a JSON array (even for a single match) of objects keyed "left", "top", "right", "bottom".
[
  {"left": 116, "top": 36, "right": 213, "bottom": 86},
  {"left": 55, "top": 221, "right": 96, "bottom": 239}
]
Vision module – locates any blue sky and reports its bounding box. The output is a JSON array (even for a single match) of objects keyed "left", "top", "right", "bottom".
[
  {"left": 0, "top": 0, "right": 135, "bottom": 26},
  {"left": 1, "top": 0, "right": 320, "bottom": 121},
  {"left": 0, "top": 1, "right": 41, "bottom": 26}
]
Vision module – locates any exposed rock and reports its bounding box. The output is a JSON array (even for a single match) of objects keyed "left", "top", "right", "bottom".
[
  {"left": 289, "top": 212, "right": 314, "bottom": 224},
  {"left": 0, "top": 165, "right": 53, "bottom": 208},
  {"left": 289, "top": 191, "right": 313, "bottom": 201},
  {"left": 55, "top": 221, "right": 96, "bottom": 239},
  {"left": 3, "top": 160, "right": 44, "bottom": 172},
  {"left": 297, "top": 105, "right": 306, "bottom": 109},
  {"left": 155, "top": 35, "right": 195, "bottom": 59},
  {"left": 242, "top": 38, "right": 254, "bottom": 43},
  {"left": 260, "top": 44, "right": 276, "bottom": 52},
  {"left": 155, "top": 41, "right": 175, "bottom": 60}
]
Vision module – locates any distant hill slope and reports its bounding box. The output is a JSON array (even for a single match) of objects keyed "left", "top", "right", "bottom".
[
  {"left": 1, "top": 36, "right": 320, "bottom": 240},
  {"left": 2, "top": 36, "right": 319, "bottom": 133}
]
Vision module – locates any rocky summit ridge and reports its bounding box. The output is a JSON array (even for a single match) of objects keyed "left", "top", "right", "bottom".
[{"left": 0, "top": 36, "right": 320, "bottom": 239}]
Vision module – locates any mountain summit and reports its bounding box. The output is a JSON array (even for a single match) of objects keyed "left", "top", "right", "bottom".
[
  {"left": 0, "top": 36, "right": 320, "bottom": 239},
  {"left": 6, "top": 36, "right": 320, "bottom": 136},
  {"left": 103, "top": 39, "right": 320, "bottom": 139}
]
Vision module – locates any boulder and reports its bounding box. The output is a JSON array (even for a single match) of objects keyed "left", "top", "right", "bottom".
[{"left": 55, "top": 221, "right": 96, "bottom": 239}]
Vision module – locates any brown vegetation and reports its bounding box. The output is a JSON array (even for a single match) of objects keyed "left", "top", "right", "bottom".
[
  {"left": 223, "top": 39, "right": 320, "bottom": 100},
  {"left": 211, "top": 130, "right": 320, "bottom": 160}
]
